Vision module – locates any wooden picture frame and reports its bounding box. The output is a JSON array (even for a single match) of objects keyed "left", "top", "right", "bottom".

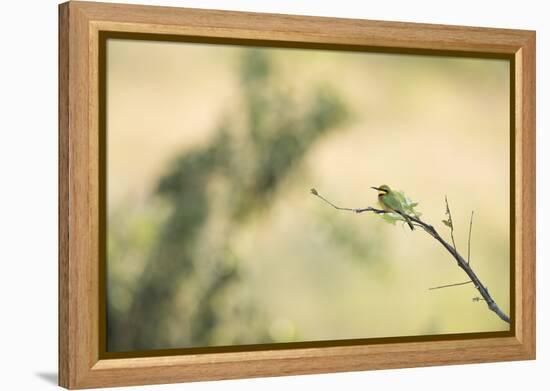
[{"left": 59, "top": 1, "right": 536, "bottom": 389}]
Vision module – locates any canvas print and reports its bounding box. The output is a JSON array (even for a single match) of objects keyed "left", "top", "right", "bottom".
[{"left": 105, "top": 37, "right": 511, "bottom": 353}]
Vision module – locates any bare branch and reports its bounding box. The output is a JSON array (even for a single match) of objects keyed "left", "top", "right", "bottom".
[
  {"left": 444, "top": 196, "right": 457, "bottom": 253},
  {"left": 429, "top": 281, "right": 473, "bottom": 290},
  {"left": 468, "top": 211, "right": 474, "bottom": 265},
  {"left": 310, "top": 188, "right": 383, "bottom": 214},
  {"left": 429, "top": 204, "right": 475, "bottom": 290},
  {"left": 311, "top": 189, "right": 510, "bottom": 324}
]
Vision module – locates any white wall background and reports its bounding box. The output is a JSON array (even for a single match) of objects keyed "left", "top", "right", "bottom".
[{"left": 0, "top": 0, "right": 546, "bottom": 389}]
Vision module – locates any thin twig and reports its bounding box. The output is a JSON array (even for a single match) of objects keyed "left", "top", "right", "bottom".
[
  {"left": 432, "top": 208, "right": 476, "bottom": 289},
  {"left": 310, "top": 188, "right": 356, "bottom": 211},
  {"left": 468, "top": 211, "right": 474, "bottom": 265},
  {"left": 429, "top": 281, "right": 473, "bottom": 290},
  {"left": 311, "top": 189, "right": 510, "bottom": 324},
  {"left": 444, "top": 196, "right": 457, "bottom": 253},
  {"left": 310, "top": 188, "right": 383, "bottom": 214}
]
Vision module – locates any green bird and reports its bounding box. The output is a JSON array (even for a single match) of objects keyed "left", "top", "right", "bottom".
[{"left": 371, "top": 185, "right": 415, "bottom": 230}]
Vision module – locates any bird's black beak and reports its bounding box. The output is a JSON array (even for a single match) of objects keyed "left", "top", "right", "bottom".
[{"left": 371, "top": 186, "right": 382, "bottom": 191}]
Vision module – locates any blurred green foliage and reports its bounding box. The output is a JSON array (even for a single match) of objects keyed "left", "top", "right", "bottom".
[{"left": 107, "top": 49, "right": 349, "bottom": 351}]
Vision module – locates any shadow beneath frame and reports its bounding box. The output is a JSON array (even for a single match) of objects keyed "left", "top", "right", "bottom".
[{"left": 36, "top": 372, "right": 58, "bottom": 385}]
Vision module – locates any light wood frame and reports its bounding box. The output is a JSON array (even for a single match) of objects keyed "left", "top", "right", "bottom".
[{"left": 59, "top": 1, "right": 536, "bottom": 389}]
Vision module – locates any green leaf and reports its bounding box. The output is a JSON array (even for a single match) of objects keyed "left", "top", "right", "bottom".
[
  {"left": 394, "top": 190, "right": 421, "bottom": 217},
  {"left": 382, "top": 213, "right": 399, "bottom": 225}
]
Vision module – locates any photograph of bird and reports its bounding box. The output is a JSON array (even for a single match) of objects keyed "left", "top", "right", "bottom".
[{"left": 371, "top": 185, "right": 415, "bottom": 230}]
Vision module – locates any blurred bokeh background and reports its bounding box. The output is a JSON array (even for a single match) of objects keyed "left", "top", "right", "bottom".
[{"left": 106, "top": 38, "right": 510, "bottom": 352}]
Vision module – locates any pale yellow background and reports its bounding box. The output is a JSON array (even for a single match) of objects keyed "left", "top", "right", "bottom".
[{"left": 107, "top": 38, "right": 510, "bottom": 350}]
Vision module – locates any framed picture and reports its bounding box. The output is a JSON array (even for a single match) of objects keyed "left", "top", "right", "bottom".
[{"left": 58, "top": 1, "right": 535, "bottom": 389}]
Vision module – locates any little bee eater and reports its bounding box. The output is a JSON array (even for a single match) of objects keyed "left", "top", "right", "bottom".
[{"left": 371, "top": 185, "right": 415, "bottom": 230}]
